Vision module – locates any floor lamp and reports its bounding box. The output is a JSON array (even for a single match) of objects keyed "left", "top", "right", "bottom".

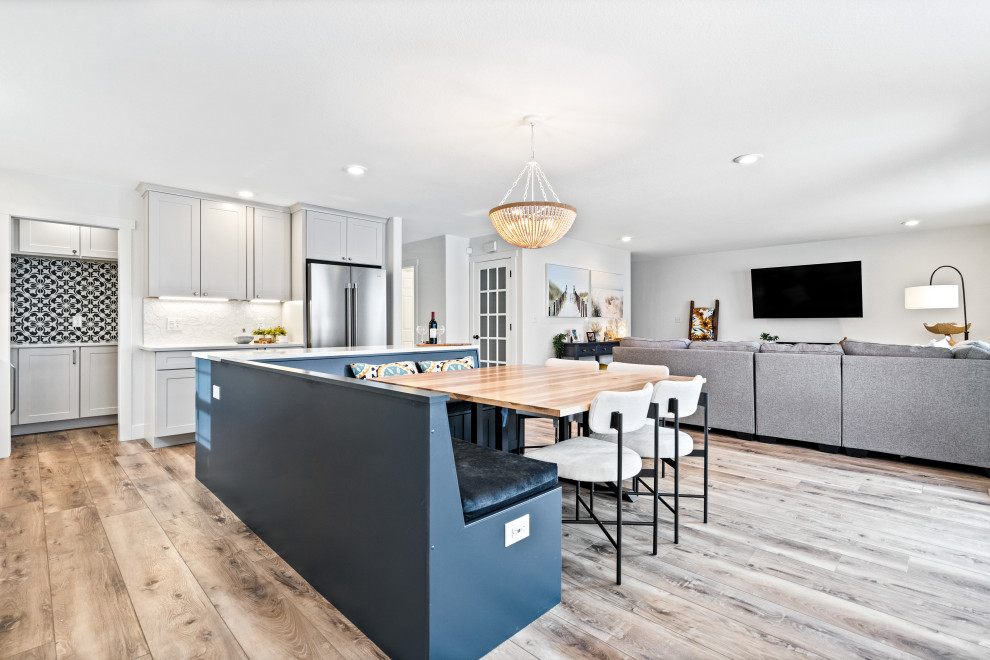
[{"left": 904, "top": 265, "right": 970, "bottom": 341}]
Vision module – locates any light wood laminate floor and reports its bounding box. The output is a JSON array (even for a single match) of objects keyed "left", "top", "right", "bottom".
[{"left": 1, "top": 423, "right": 988, "bottom": 659}]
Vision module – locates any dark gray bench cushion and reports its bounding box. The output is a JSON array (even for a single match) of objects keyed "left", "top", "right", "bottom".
[{"left": 451, "top": 439, "right": 558, "bottom": 523}]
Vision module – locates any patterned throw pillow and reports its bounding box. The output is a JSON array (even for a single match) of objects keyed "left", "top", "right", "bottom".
[
  {"left": 349, "top": 361, "right": 418, "bottom": 379},
  {"left": 417, "top": 356, "right": 476, "bottom": 373},
  {"left": 690, "top": 307, "right": 715, "bottom": 340}
]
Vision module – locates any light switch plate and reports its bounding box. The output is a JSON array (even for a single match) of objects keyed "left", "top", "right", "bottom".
[
  {"left": 71, "top": 314, "right": 83, "bottom": 328},
  {"left": 505, "top": 514, "right": 530, "bottom": 547},
  {"left": 212, "top": 385, "right": 221, "bottom": 400},
  {"left": 167, "top": 318, "right": 179, "bottom": 330}
]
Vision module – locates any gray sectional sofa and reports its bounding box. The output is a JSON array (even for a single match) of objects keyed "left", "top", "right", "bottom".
[{"left": 612, "top": 337, "right": 990, "bottom": 470}]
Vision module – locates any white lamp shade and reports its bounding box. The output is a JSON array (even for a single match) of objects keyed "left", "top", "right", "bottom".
[{"left": 904, "top": 284, "right": 959, "bottom": 309}]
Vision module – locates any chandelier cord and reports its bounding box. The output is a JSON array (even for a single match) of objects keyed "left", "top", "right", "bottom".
[{"left": 496, "top": 122, "right": 562, "bottom": 205}]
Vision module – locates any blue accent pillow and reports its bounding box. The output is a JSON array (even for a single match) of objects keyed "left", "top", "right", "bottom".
[
  {"left": 349, "top": 361, "right": 418, "bottom": 379},
  {"left": 417, "top": 356, "right": 476, "bottom": 373}
]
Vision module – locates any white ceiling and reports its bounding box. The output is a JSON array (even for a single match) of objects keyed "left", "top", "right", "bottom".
[{"left": 2, "top": 1, "right": 990, "bottom": 255}]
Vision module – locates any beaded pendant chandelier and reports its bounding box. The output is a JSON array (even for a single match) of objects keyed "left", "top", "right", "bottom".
[{"left": 489, "top": 117, "right": 577, "bottom": 249}]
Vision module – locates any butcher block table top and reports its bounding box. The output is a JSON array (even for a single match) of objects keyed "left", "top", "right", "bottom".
[{"left": 379, "top": 364, "right": 702, "bottom": 418}]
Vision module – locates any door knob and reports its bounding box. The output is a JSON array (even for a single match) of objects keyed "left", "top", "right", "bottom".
[{"left": 472, "top": 334, "right": 480, "bottom": 339}]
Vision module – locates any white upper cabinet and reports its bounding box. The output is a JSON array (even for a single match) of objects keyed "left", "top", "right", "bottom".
[
  {"left": 148, "top": 192, "right": 201, "bottom": 297},
  {"left": 346, "top": 217, "right": 384, "bottom": 266},
  {"left": 19, "top": 220, "right": 81, "bottom": 256},
  {"left": 18, "top": 220, "right": 118, "bottom": 259},
  {"left": 252, "top": 208, "right": 291, "bottom": 301},
  {"left": 306, "top": 211, "right": 347, "bottom": 263},
  {"left": 303, "top": 211, "right": 384, "bottom": 266},
  {"left": 200, "top": 200, "right": 247, "bottom": 300},
  {"left": 80, "top": 226, "right": 118, "bottom": 259}
]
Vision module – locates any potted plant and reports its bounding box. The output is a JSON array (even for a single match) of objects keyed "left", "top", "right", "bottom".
[
  {"left": 760, "top": 332, "right": 779, "bottom": 343},
  {"left": 552, "top": 332, "right": 568, "bottom": 359},
  {"left": 272, "top": 325, "right": 288, "bottom": 343}
]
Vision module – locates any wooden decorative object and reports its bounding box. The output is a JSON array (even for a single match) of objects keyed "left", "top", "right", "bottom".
[
  {"left": 689, "top": 300, "right": 719, "bottom": 341},
  {"left": 923, "top": 322, "right": 970, "bottom": 336}
]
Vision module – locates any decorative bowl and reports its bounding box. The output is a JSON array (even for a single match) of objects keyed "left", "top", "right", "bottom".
[{"left": 233, "top": 334, "right": 254, "bottom": 344}]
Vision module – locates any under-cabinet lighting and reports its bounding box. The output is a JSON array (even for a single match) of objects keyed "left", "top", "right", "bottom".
[
  {"left": 158, "top": 296, "right": 230, "bottom": 302},
  {"left": 250, "top": 299, "right": 282, "bottom": 303}
]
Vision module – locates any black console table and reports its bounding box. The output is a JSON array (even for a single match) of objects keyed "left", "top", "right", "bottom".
[{"left": 561, "top": 340, "right": 620, "bottom": 362}]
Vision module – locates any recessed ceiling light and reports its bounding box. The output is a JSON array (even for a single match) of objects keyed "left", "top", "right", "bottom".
[
  {"left": 236, "top": 190, "right": 254, "bottom": 198},
  {"left": 620, "top": 236, "right": 632, "bottom": 242},
  {"left": 732, "top": 153, "right": 764, "bottom": 165},
  {"left": 344, "top": 164, "right": 367, "bottom": 176},
  {"left": 902, "top": 219, "right": 921, "bottom": 227}
]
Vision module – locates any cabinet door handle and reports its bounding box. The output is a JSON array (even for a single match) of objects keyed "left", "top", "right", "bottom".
[
  {"left": 72, "top": 249, "right": 77, "bottom": 254},
  {"left": 72, "top": 349, "right": 76, "bottom": 365},
  {"left": 203, "top": 292, "right": 208, "bottom": 296},
  {"left": 193, "top": 291, "right": 199, "bottom": 296}
]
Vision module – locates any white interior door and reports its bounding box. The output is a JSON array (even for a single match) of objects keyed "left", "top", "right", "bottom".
[{"left": 472, "top": 257, "right": 515, "bottom": 367}]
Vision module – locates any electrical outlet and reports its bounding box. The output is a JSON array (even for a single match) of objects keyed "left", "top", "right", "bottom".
[
  {"left": 505, "top": 514, "right": 530, "bottom": 547},
  {"left": 212, "top": 385, "right": 221, "bottom": 400},
  {"left": 167, "top": 318, "right": 179, "bottom": 330},
  {"left": 673, "top": 315, "right": 681, "bottom": 324},
  {"left": 71, "top": 314, "right": 83, "bottom": 328}
]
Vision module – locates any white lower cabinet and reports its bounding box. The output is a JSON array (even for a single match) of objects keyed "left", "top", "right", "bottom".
[
  {"left": 154, "top": 368, "right": 196, "bottom": 436},
  {"left": 80, "top": 346, "right": 118, "bottom": 417},
  {"left": 17, "top": 347, "right": 81, "bottom": 424}
]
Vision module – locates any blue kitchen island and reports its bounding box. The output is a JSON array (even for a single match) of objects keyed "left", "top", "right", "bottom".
[{"left": 191, "top": 345, "right": 562, "bottom": 660}]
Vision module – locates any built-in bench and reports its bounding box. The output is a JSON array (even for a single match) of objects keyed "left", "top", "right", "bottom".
[
  {"left": 451, "top": 437, "right": 558, "bottom": 523},
  {"left": 256, "top": 347, "right": 514, "bottom": 451},
  {"left": 195, "top": 351, "right": 562, "bottom": 659}
]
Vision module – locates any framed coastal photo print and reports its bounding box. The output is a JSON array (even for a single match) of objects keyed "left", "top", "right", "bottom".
[
  {"left": 590, "top": 270, "right": 625, "bottom": 319},
  {"left": 547, "top": 264, "right": 590, "bottom": 317}
]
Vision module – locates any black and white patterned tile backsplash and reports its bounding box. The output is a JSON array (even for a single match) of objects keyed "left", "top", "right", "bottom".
[{"left": 11, "top": 256, "right": 118, "bottom": 344}]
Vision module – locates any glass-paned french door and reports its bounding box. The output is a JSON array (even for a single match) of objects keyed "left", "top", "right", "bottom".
[{"left": 473, "top": 257, "right": 513, "bottom": 367}]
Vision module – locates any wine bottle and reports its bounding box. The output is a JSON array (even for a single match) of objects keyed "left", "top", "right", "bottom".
[{"left": 429, "top": 312, "right": 438, "bottom": 344}]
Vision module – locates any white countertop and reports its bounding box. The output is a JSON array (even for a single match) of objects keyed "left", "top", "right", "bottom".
[
  {"left": 139, "top": 343, "right": 305, "bottom": 352},
  {"left": 192, "top": 344, "right": 478, "bottom": 361},
  {"left": 12, "top": 342, "right": 118, "bottom": 349}
]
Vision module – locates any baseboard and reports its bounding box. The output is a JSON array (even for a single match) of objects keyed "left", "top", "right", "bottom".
[
  {"left": 12, "top": 415, "right": 118, "bottom": 436},
  {"left": 152, "top": 432, "right": 195, "bottom": 448}
]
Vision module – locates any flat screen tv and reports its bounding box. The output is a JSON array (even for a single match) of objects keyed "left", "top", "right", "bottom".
[{"left": 751, "top": 261, "right": 863, "bottom": 318}]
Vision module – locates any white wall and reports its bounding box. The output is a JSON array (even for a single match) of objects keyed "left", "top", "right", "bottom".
[
  {"left": 403, "top": 236, "right": 446, "bottom": 334},
  {"left": 519, "top": 236, "right": 632, "bottom": 364},
  {"left": 632, "top": 224, "right": 990, "bottom": 345},
  {"left": 444, "top": 235, "right": 470, "bottom": 343},
  {"left": 0, "top": 167, "right": 144, "bottom": 452},
  {"left": 402, "top": 234, "right": 471, "bottom": 343},
  {"left": 468, "top": 234, "right": 632, "bottom": 364}
]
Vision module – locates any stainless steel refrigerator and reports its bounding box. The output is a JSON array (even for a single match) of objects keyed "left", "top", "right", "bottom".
[{"left": 307, "top": 262, "right": 388, "bottom": 348}]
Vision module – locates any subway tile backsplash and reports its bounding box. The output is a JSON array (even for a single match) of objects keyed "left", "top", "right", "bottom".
[{"left": 10, "top": 255, "right": 118, "bottom": 344}]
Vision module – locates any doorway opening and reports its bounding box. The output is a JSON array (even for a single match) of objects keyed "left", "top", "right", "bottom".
[{"left": 10, "top": 218, "right": 122, "bottom": 437}]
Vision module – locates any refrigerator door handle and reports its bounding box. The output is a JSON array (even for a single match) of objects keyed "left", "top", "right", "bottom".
[
  {"left": 344, "top": 284, "right": 353, "bottom": 347},
  {"left": 350, "top": 283, "right": 358, "bottom": 347}
]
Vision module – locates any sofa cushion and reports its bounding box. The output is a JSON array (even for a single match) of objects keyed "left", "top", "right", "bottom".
[
  {"left": 759, "top": 342, "right": 844, "bottom": 355},
  {"left": 349, "top": 360, "right": 418, "bottom": 379},
  {"left": 689, "top": 340, "right": 761, "bottom": 352},
  {"left": 620, "top": 337, "right": 690, "bottom": 349},
  {"left": 952, "top": 342, "right": 990, "bottom": 360},
  {"left": 417, "top": 356, "right": 475, "bottom": 372},
  {"left": 841, "top": 340, "right": 952, "bottom": 359},
  {"left": 451, "top": 438, "right": 558, "bottom": 523}
]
